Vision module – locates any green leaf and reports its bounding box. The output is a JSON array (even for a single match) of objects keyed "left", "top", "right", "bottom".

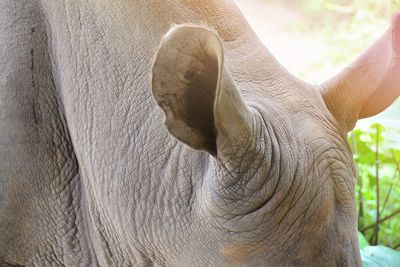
[{"left": 359, "top": 232, "right": 370, "bottom": 249}]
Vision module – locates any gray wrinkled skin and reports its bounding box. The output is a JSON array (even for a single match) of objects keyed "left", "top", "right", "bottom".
[{"left": 1, "top": 0, "right": 398, "bottom": 266}]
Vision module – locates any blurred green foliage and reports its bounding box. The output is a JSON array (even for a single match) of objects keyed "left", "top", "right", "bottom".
[
  {"left": 350, "top": 124, "right": 400, "bottom": 250},
  {"left": 300, "top": 0, "right": 400, "bottom": 23}
]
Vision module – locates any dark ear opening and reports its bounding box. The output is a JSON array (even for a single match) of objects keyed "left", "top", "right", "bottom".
[{"left": 180, "top": 44, "right": 219, "bottom": 154}]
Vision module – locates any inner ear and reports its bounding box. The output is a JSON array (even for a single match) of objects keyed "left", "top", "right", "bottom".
[
  {"left": 183, "top": 50, "right": 219, "bottom": 154},
  {"left": 152, "top": 25, "right": 224, "bottom": 155}
]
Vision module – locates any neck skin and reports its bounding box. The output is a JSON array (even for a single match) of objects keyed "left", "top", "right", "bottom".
[{"left": 30, "top": 1, "right": 361, "bottom": 266}]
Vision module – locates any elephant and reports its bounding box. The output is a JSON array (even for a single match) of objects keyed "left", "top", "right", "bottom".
[{"left": 1, "top": 0, "right": 399, "bottom": 266}]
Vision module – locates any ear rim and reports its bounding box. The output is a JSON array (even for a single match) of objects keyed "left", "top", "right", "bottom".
[{"left": 151, "top": 24, "right": 253, "bottom": 157}]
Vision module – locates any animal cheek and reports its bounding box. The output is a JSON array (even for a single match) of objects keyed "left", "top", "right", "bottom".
[
  {"left": 311, "top": 191, "right": 335, "bottom": 226},
  {"left": 219, "top": 242, "right": 264, "bottom": 263}
]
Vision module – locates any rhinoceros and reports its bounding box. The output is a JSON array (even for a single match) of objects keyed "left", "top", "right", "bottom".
[{"left": 1, "top": 0, "right": 399, "bottom": 266}]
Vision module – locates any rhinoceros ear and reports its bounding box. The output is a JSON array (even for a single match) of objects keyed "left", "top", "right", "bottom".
[
  {"left": 151, "top": 25, "right": 250, "bottom": 156},
  {"left": 321, "top": 14, "right": 400, "bottom": 132}
]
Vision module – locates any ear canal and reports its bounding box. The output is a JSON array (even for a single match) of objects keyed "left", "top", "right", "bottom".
[
  {"left": 321, "top": 14, "right": 400, "bottom": 132},
  {"left": 151, "top": 25, "right": 250, "bottom": 156}
]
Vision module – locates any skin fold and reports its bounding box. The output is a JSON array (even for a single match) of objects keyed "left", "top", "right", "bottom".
[{"left": 0, "top": 0, "right": 399, "bottom": 266}]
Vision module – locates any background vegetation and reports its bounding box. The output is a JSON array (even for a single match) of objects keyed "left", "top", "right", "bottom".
[
  {"left": 296, "top": 0, "right": 400, "bottom": 81},
  {"left": 351, "top": 124, "right": 400, "bottom": 249}
]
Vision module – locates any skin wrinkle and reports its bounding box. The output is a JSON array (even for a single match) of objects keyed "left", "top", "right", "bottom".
[
  {"left": 206, "top": 103, "right": 304, "bottom": 250},
  {"left": 260, "top": 109, "right": 348, "bottom": 264},
  {"left": 4, "top": 0, "right": 395, "bottom": 266},
  {"left": 254, "top": 109, "right": 287, "bottom": 201},
  {"left": 280, "top": 205, "right": 308, "bottom": 249},
  {"left": 0, "top": 0, "right": 96, "bottom": 265},
  {"left": 275, "top": 165, "right": 303, "bottom": 227},
  {"left": 315, "top": 138, "right": 356, "bottom": 206},
  {"left": 244, "top": 116, "right": 280, "bottom": 203},
  {"left": 213, "top": 141, "right": 272, "bottom": 216}
]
